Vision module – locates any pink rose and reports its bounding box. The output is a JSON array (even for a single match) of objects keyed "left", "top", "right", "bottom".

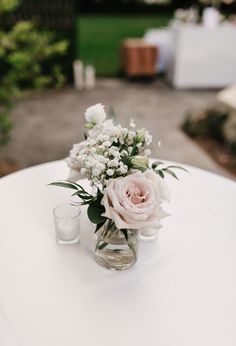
[{"left": 102, "top": 172, "right": 168, "bottom": 230}]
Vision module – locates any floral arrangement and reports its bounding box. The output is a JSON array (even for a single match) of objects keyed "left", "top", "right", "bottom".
[{"left": 51, "top": 104, "right": 184, "bottom": 270}]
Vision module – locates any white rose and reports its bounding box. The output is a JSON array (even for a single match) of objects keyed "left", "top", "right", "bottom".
[
  {"left": 85, "top": 103, "right": 106, "bottom": 124},
  {"left": 102, "top": 172, "right": 168, "bottom": 230}
]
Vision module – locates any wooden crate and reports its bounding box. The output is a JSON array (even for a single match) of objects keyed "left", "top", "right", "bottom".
[{"left": 121, "top": 39, "right": 157, "bottom": 77}]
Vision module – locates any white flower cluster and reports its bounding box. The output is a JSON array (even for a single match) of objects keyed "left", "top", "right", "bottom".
[{"left": 66, "top": 103, "right": 154, "bottom": 188}]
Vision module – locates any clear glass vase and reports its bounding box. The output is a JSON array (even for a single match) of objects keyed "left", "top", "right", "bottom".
[{"left": 95, "top": 221, "right": 139, "bottom": 271}]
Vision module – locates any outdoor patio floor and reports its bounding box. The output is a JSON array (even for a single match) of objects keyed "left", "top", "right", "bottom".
[{"left": 0, "top": 79, "right": 233, "bottom": 179}]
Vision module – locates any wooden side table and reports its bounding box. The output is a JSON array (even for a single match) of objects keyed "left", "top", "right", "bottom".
[{"left": 121, "top": 39, "right": 158, "bottom": 77}]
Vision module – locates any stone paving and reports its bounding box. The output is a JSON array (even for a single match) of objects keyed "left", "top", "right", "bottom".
[{"left": 0, "top": 79, "right": 233, "bottom": 179}]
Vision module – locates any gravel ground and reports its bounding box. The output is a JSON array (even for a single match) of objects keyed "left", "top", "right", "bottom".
[{"left": 0, "top": 79, "right": 233, "bottom": 179}]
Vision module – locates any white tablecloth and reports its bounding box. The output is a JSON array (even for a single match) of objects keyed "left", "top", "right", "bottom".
[{"left": 0, "top": 160, "right": 235, "bottom": 346}]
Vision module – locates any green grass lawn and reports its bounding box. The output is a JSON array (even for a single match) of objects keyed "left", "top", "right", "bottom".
[{"left": 75, "top": 15, "right": 172, "bottom": 77}]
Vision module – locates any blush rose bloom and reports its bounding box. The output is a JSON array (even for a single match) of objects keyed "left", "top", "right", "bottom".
[
  {"left": 144, "top": 169, "right": 170, "bottom": 203},
  {"left": 101, "top": 172, "right": 168, "bottom": 230}
]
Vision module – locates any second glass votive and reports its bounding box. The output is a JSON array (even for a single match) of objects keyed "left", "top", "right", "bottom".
[
  {"left": 139, "top": 226, "right": 160, "bottom": 242},
  {"left": 53, "top": 203, "right": 81, "bottom": 245}
]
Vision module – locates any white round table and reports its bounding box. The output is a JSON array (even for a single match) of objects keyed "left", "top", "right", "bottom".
[{"left": 0, "top": 160, "right": 235, "bottom": 346}]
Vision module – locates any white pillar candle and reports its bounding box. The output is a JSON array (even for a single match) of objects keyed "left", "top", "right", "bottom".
[
  {"left": 85, "top": 65, "right": 96, "bottom": 90},
  {"left": 73, "top": 60, "right": 84, "bottom": 90},
  {"left": 203, "top": 7, "right": 220, "bottom": 29}
]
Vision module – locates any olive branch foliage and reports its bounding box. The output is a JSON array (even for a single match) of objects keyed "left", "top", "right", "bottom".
[{"left": 151, "top": 161, "right": 188, "bottom": 179}]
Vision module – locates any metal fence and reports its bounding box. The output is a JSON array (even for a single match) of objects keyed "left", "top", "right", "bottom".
[{"left": 1, "top": 0, "right": 75, "bottom": 31}]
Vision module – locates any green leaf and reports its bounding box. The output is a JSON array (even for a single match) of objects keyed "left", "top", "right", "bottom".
[
  {"left": 85, "top": 122, "right": 94, "bottom": 129},
  {"left": 167, "top": 165, "right": 189, "bottom": 173},
  {"left": 49, "top": 181, "right": 78, "bottom": 190},
  {"left": 97, "top": 241, "right": 107, "bottom": 251},
  {"left": 130, "top": 143, "right": 138, "bottom": 156},
  {"left": 128, "top": 242, "right": 137, "bottom": 260},
  {"left": 80, "top": 200, "right": 91, "bottom": 206},
  {"left": 163, "top": 168, "right": 179, "bottom": 180},
  {"left": 87, "top": 200, "right": 107, "bottom": 224},
  {"left": 121, "top": 229, "right": 128, "bottom": 241},
  {"left": 72, "top": 190, "right": 93, "bottom": 199},
  {"left": 121, "top": 155, "right": 131, "bottom": 169},
  {"left": 152, "top": 161, "right": 163, "bottom": 169},
  {"left": 156, "top": 170, "right": 165, "bottom": 178},
  {"left": 95, "top": 221, "right": 106, "bottom": 233},
  {"left": 97, "top": 188, "right": 103, "bottom": 198},
  {"left": 73, "top": 183, "right": 88, "bottom": 193}
]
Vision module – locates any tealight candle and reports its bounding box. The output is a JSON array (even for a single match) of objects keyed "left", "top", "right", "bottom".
[{"left": 53, "top": 204, "right": 81, "bottom": 245}]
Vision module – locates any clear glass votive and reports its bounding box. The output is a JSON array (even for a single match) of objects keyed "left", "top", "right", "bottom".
[
  {"left": 53, "top": 203, "right": 81, "bottom": 245},
  {"left": 139, "top": 226, "right": 160, "bottom": 242}
]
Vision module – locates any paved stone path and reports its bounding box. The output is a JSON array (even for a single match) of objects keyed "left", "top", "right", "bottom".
[{"left": 0, "top": 79, "right": 233, "bottom": 179}]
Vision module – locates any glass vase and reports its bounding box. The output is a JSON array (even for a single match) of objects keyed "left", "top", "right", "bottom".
[{"left": 95, "top": 221, "right": 139, "bottom": 271}]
